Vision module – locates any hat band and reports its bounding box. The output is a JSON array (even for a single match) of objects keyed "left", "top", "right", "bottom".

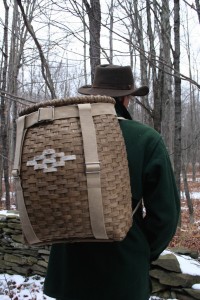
[{"left": 92, "top": 84, "right": 133, "bottom": 90}]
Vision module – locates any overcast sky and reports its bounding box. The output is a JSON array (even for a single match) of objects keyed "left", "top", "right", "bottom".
[{"left": 0, "top": 1, "right": 199, "bottom": 87}]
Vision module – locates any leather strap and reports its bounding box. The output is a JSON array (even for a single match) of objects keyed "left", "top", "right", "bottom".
[
  {"left": 132, "top": 198, "right": 143, "bottom": 216},
  {"left": 117, "top": 117, "right": 142, "bottom": 217},
  {"left": 25, "top": 103, "right": 116, "bottom": 129},
  {"left": 13, "top": 116, "right": 26, "bottom": 176},
  {"left": 78, "top": 103, "right": 108, "bottom": 240},
  {"left": 15, "top": 177, "right": 41, "bottom": 244},
  {"left": 13, "top": 116, "right": 41, "bottom": 244}
]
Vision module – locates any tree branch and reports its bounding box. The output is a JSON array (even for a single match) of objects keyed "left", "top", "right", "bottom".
[
  {"left": 134, "top": 97, "right": 154, "bottom": 118},
  {"left": 0, "top": 89, "right": 36, "bottom": 104},
  {"left": 16, "top": 0, "right": 56, "bottom": 99}
]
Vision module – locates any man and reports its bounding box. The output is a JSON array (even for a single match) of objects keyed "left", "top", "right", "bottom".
[{"left": 44, "top": 64, "right": 180, "bottom": 300}]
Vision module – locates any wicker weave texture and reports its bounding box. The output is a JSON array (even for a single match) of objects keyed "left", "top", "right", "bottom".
[{"left": 20, "top": 97, "right": 132, "bottom": 244}]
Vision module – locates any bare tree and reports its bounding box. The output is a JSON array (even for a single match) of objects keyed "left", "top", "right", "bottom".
[
  {"left": 108, "top": 0, "right": 114, "bottom": 64},
  {"left": 173, "top": 0, "right": 182, "bottom": 224},
  {"left": 0, "top": 0, "right": 10, "bottom": 209},
  {"left": 195, "top": 0, "right": 200, "bottom": 23},
  {"left": 82, "top": 1, "right": 88, "bottom": 85},
  {"left": 16, "top": 0, "right": 56, "bottom": 99},
  {"left": 146, "top": 0, "right": 161, "bottom": 132},
  {"left": 181, "top": 162, "right": 194, "bottom": 224},
  {"left": 117, "top": 0, "right": 152, "bottom": 125},
  {"left": 83, "top": 0, "right": 101, "bottom": 82},
  {"left": 183, "top": 6, "right": 200, "bottom": 181},
  {"left": 159, "top": 0, "right": 173, "bottom": 152},
  {"left": 7, "top": 0, "right": 35, "bottom": 163},
  {"left": 115, "top": 0, "right": 135, "bottom": 68}
]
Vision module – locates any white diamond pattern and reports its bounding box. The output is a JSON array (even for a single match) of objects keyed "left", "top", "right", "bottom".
[{"left": 26, "top": 149, "right": 76, "bottom": 173}]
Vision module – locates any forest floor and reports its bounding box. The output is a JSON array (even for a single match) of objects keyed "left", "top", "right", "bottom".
[{"left": 169, "top": 173, "right": 200, "bottom": 252}]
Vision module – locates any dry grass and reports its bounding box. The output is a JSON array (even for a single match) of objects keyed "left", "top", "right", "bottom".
[{"left": 170, "top": 174, "right": 200, "bottom": 252}]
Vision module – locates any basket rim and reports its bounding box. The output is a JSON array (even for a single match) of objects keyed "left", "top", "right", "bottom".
[{"left": 19, "top": 95, "right": 115, "bottom": 116}]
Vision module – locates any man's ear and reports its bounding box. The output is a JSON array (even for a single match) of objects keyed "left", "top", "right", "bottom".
[{"left": 122, "top": 96, "right": 130, "bottom": 108}]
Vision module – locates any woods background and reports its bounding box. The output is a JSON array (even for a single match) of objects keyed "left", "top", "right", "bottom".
[{"left": 0, "top": 0, "right": 200, "bottom": 226}]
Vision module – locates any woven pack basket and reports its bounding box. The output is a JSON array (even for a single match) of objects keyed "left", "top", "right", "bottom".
[{"left": 13, "top": 96, "right": 132, "bottom": 245}]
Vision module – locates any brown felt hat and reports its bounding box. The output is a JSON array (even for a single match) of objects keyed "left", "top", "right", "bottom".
[{"left": 78, "top": 64, "right": 149, "bottom": 97}]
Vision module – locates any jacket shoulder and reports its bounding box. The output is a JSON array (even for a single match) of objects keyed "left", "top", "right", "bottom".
[{"left": 119, "top": 119, "right": 162, "bottom": 144}]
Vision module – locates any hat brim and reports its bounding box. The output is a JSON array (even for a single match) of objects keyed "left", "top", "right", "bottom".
[{"left": 78, "top": 85, "right": 149, "bottom": 97}]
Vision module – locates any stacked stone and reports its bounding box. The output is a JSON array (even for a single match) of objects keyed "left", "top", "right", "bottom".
[
  {"left": 0, "top": 211, "right": 50, "bottom": 277},
  {"left": 1, "top": 211, "right": 200, "bottom": 300},
  {"left": 150, "top": 250, "right": 200, "bottom": 300}
]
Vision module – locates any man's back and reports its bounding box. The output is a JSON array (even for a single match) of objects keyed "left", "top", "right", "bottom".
[{"left": 44, "top": 119, "right": 180, "bottom": 300}]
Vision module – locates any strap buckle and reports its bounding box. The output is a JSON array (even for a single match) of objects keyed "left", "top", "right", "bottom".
[
  {"left": 38, "top": 106, "right": 54, "bottom": 123},
  {"left": 12, "top": 169, "right": 19, "bottom": 178},
  {"left": 85, "top": 162, "right": 100, "bottom": 174}
]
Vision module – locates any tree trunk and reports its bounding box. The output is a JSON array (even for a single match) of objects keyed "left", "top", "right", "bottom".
[
  {"left": 182, "top": 163, "right": 194, "bottom": 224},
  {"left": 160, "top": 0, "right": 173, "bottom": 151},
  {"left": 184, "top": 11, "right": 197, "bottom": 182},
  {"left": 109, "top": 0, "right": 114, "bottom": 64},
  {"left": 82, "top": 1, "right": 88, "bottom": 85},
  {"left": 134, "top": 1, "right": 151, "bottom": 125},
  {"left": 83, "top": 0, "right": 101, "bottom": 82},
  {"left": 1, "top": 0, "right": 10, "bottom": 210},
  {"left": 0, "top": 156, "right": 2, "bottom": 206},
  {"left": 8, "top": 0, "right": 20, "bottom": 164},
  {"left": 146, "top": 0, "right": 161, "bottom": 132},
  {"left": 195, "top": 0, "right": 200, "bottom": 23},
  {"left": 173, "top": 0, "right": 182, "bottom": 225}
]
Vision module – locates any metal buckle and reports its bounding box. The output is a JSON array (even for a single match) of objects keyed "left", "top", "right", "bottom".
[
  {"left": 37, "top": 106, "right": 54, "bottom": 123},
  {"left": 12, "top": 169, "right": 19, "bottom": 178},
  {"left": 85, "top": 162, "right": 100, "bottom": 174}
]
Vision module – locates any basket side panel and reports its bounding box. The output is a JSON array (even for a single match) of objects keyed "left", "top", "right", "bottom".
[{"left": 94, "top": 115, "right": 132, "bottom": 240}]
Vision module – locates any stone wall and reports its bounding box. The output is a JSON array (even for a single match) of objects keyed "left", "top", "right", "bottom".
[
  {"left": 150, "top": 250, "right": 200, "bottom": 300},
  {"left": 1, "top": 211, "right": 200, "bottom": 299},
  {"left": 0, "top": 211, "right": 50, "bottom": 277}
]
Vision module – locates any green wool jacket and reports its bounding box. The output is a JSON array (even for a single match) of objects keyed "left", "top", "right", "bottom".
[{"left": 44, "top": 118, "right": 180, "bottom": 300}]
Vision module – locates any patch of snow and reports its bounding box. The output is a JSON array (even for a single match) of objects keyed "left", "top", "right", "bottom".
[
  {"left": 1, "top": 192, "right": 15, "bottom": 201},
  {"left": 0, "top": 273, "right": 178, "bottom": 300},
  {"left": 176, "top": 255, "right": 200, "bottom": 276},
  {"left": 182, "top": 176, "right": 200, "bottom": 182},
  {"left": 0, "top": 210, "right": 19, "bottom": 216},
  {"left": 181, "top": 191, "right": 200, "bottom": 200},
  {"left": 0, "top": 274, "right": 55, "bottom": 300},
  {"left": 150, "top": 298, "right": 177, "bottom": 300},
  {"left": 161, "top": 250, "right": 200, "bottom": 276},
  {"left": 160, "top": 249, "right": 172, "bottom": 255},
  {"left": 181, "top": 207, "right": 188, "bottom": 210},
  {"left": 192, "top": 284, "right": 200, "bottom": 290}
]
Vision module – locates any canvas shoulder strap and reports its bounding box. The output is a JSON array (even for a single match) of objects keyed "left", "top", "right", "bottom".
[{"left": 118, "top": 116, "right": 143, "bottom": 217}]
